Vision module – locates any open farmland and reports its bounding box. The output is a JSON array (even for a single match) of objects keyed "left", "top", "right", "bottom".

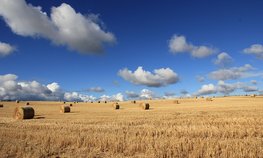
[{"left": 0, "top": 96, "right": 263, "bottom": 158}]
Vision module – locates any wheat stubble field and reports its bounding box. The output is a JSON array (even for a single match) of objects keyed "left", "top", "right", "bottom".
[{"left": 0, "top": 97, "right": 263, "bottom": 158}]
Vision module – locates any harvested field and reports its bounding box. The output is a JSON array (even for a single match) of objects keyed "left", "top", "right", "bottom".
[{"left": 0, "top": 97, "right": 263, "bottom": 157}]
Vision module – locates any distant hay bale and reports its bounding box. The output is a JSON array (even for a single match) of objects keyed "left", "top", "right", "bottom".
[
  {"left": 104, "top": 101, "right": 107, "bottom": 103},
  {"left": 173, "top": 100, "right": 179, "bottom": 104},
  {"left": 60, "top": 105, "right": 70, "bottom": 113},
  {"left": 206, "top": 98, "right": 213, "bottom": 101},
  {"left": 16, "top": 100, "right": 20, "bottom": 103},
  {"left": 26, "top": 102, "right": 30, "bottom": 105},
  {"left": 91, "top": 101, "right": 93, "bottom": 103},
  {"left": 131, "top": 100, "right": 136, "bottom": 104},
  {"left": 14, "top": 106, "right": 35, "bottom": 120},
  {"left": 98, "top": 101, "right": 101, "bottom": 103},
  {"left": 63, "top": 101, "right": 66, "bottom": 104},
  {"left": 69, "top": 103, "right": 73, "bottom": 107},
  {"left": 112, "top": 103, "right": 120, "bottom": 109},
  {"left": 0, "top": 104, "right": 3, "bottom": 108},
  {"left": 250, "top": 94, "right": 256, "bottom": 97},
  {"left": 140, "top": 103, "right": 150, "bottom": 110},
  {"left": 74, "top": 101, "right": 76, "bottom": 104}
]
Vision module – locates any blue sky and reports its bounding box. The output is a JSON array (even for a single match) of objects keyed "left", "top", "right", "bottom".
[{"left": 0, "top": 0, "right": 263, "bottom": 101}]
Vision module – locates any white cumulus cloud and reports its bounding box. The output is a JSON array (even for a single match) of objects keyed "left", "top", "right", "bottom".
[
  {"left": 169, "top": 35, "right": 216, "bottom": 58},
  {"left": 244, "top": 44, "right": 263, "bottom": 60},
  {"left": 0, "top": 73, "right": 95, "bottom": 101},
  {"left": 0, "top": 42, "right": 15, "bottom": 57},
  {"left": 118, "top": 66, "right": 179, "bottom": 87},
  {"left": 125, "top": 91, "right": 140, "bottom": 98},
  {"left": 195, "top": 81, "right": 259, "bottom": 96},
  {"left": 99, "top": 93, "right": 124, "bottom": 101},
  {"left": 195, "top": 84, "right": 217, "bottom": 96},
  {"left": 209, "top": 64, "right": 254, "bottom": 80},
  {"left": 87, "top": 87, "right": 105, "bottom": 92},
  {"left": 214, "top": 52, "right": 233, "bottom": 67},
  {"left": 64, "top": 92, "right": 95, "bottom": 102},
  {"left": 0, "top": 0, "right": 115, "bottom": 54},
  {"left": 140, "top": 89, "right": 155, "bottom": 99}
]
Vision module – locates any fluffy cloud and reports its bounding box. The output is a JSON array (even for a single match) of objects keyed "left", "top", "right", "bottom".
[
  {"left": 140, "top": 89, "right": 155, "bottom": 99},
  {"left": 99, "top": 93, "right": 124, "bottom": 101},
  {"left": 195, "top": 84, "right": 217, "bottom": 96},
  {"left": 111, "top": 93, "right": 124, "bottom": 101},
  {"left": 0, "top": 74, "right": 54, "bottom": 100},
  {"left": 214, "top": 52, "right": 233, "bottom": 67},
  {"left": 180, "top": 90, "right": 188, "bottom": 95},
  {"left": 209, "top": 64, "right": 254, "bottom": 80},
  {"left": 0, "top": 73, "right": 96, "bottom": 101},
  {"left": 244, "top": 44, "right": 263, "bottom": 60},
  {"left": 87, "top": 87, "right": 105, "bottom": 93},
  {"left": 169, "top": 35, "right": 216, "bottom": 58},
  {"left": 0, "top": 42, "right": 15, "bottom": 57},
  {"left": 64, "top": 92, "right": 96, "bottom": 102},
  {"left": 118, "top": 66, "right": 179, "bottom": 87},
  {"left": 195, "top": 81, "right": 259, "bottom": 96},
  {"left": 243, "top": 85, "right": 258, "bottom": 92},
  {"left": 196, "top": 75, "right": 205, "bottom": 82},
  {"left": 125, "top": 89, "right": 159, "bottom": 100},
  {"left": 251, "top": 80, "right": 257, "bottom": 85},
  {"left": 217, "top": 81, "right": 239, "bottom": 95},
  {"left": 47, "top": 82, "right": 61, "bottom": 93},
  {"left": 0, "top": 0, "right": 115, "bottom": 54},
  {"left": 125, "top": 91, "right": 140, "bottom": 98},
  {"left": 164, "top": 92, "right": 176, "bottom": 97}
]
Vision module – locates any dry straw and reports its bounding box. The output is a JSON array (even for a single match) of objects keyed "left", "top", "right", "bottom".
[
  {"left": 140, "top": 103, "right": 150, "bottom": 110},
  {"left": 60, "top": 105, "right": 70, "bottom": 113},
  {"left": 14, "top": 106, "right": 35, "bottom": 120},
  {"left": 112, "top": 102, "right": 120, "bottom": 109}
]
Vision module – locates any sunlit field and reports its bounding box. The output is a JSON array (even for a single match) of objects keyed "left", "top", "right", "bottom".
[{"left": 0, "top": 96, "right": 263, "bottom": 158}]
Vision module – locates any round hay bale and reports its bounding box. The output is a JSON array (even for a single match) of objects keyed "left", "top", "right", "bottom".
[
  {"left": 173, "top": 100, "right": 179, "bottom": 104},
  {"left": 91, "top": 101, "right": 93, "bottom": 103},
  {"left": 69, "top": 103, "right": 73, "bottom": 107},
  {"left": 104, "top": 101, "right": 107, "bottom": 103},
  {"left": 112, "top": 103, "right": 120, "bottom": 109},
  {"left": 63, "top": 101, "right": 66, "bottom": 104},
  {"left": 206, "top": 98, "right": 213, "bottom": 101},
  {"left": 140, "top": 103, "right": 150, "bottom": 110},
  {"left": 98, "top": 101, "right": 101, "bottom": 103},
  {"left": 26, "top": 102, "right": 30, "bottom": 105},
  {"left": 16, "top": 100, "right": 20, "bottom": 103},
  {"left": 14, "top": 106, "right": 35, "bottom": 120},
  {"left": 60, "top": 105, "right": 70, "bottom": 113},
  {"left": 131, "top": 100, "right": 136, "bottom": 104},
  {"left": 0, "top": 104, "right": 3, "bottom": 108}
]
